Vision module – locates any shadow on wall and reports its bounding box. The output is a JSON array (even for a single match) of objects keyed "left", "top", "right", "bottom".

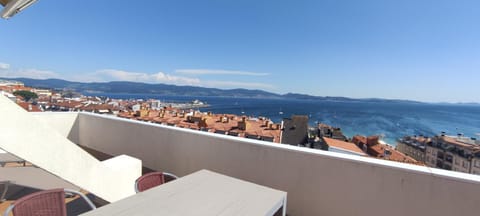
[{"left": 67, "top": 114, "right": 80, "bottom": 144}]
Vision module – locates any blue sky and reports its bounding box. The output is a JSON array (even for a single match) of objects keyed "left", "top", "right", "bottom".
[{"left": 0, "top": 0, "right": 479, "bottom": 102}]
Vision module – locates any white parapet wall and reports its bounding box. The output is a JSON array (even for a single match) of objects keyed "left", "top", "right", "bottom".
[
  {"left": 77, "top": 112, "right": 480, "bottom": 216},
  {"left": 0, "top": 96, "right": 142, "bottom": 203}
]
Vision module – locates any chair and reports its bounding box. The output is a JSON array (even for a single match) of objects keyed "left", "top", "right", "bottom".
[
  {"left": 0, "top": 181, "right": 10, "bottom": 203},
  {"left": 3, "top": 188, "right": 96, "bottom": 216},
  {"left": 134, "top": 172, "right": 178, "bottom": 193}
]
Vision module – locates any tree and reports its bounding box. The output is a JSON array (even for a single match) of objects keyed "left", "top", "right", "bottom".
[{"left": 13, "top": 90, "right": 38, "bottom": 101}]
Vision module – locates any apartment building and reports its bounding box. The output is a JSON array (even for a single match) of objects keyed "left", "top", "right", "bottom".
[
  {"left": 396, "top": 136, "right": 429, "bottom": 163},
  {"left": 425, "top": 134, "right": 480, "bottom": 174}
]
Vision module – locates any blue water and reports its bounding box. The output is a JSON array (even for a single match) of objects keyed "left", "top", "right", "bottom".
[{"left": 84, "top": 93, "right": 480, "bottom": 145}]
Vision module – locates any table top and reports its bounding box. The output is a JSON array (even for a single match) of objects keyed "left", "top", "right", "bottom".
[{"left": 82, "top": 169, "right": 287, "bottom": 216}]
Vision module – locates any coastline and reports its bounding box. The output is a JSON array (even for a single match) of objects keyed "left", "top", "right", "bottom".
[{"left": 82, "top": 93, "right": 480, "bottom": 146}]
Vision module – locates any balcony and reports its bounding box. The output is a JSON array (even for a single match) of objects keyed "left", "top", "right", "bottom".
[
  {"left": 28, "top": 112, "right": 480, "bottom": 215},
  {"left": 2, "top": 97, "right": 480, "bottom": 215}
]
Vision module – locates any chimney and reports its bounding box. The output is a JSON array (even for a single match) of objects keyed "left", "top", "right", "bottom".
[
  {"left": 198, "top": 118, "right": 208, "bottom": 128},
  {"left": 221, "top": 115, "right": 229, "bottom": 123},
  {"left": 272, "top": 124, "right": 280, "bottom": 130}
]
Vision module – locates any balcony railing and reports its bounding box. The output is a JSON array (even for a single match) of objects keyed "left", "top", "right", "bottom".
[{"left": 32, "top": 112, "right": 480, "bottom": 216}]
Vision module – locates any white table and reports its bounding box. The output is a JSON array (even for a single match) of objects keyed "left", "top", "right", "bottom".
[{"left": 82, "top": 169, "right": 287, "bottom": 216}]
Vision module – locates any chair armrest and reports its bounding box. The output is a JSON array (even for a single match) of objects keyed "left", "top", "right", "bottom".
[
  {"left": 64, "top": 189, "right": 97, "bottom": 210},
  {"left": 163, "top": 172, "right": 179, "bottom": 179},
  {"left": 3, "top": 204, "right": 14, "bottom": 216}
]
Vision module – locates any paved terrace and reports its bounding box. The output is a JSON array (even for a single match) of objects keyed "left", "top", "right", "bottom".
[{"left": 30, "top": 111, "right": 480, "bottom": 216}]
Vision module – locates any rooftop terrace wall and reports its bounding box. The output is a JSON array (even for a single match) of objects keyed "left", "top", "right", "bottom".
[
  {"left": 74, "top": 113, "right": 480, "bottom": 215},
  {"left": 0, "top": 96, "right": 142, "bottom": 203}
]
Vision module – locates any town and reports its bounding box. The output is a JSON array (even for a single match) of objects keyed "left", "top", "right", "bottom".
[
  {"left": 2, "top": 1, "right": 479, "bottom": 215},
  {"left": 3, "top": 79, "right": 480, "bottom": 175}
]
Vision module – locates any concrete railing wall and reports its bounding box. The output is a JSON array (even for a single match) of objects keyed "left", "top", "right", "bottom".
[
  {"left": 77, "top": 113, "right": 480, "bottom": 216},
  {"left": 0, "top": 96, "right": 142, "bottom": 203},
  {"left": 33, "top": 111, "right": 80, "bottom": 143}
]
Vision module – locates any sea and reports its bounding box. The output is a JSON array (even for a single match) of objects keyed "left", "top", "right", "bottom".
[{"left": 83, "top": 93, "right": 480, "bottom": 146}]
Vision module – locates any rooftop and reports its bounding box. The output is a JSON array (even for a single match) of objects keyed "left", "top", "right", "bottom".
[
  {"left": 323, "top": 137, "right": 366, "bottom": 156},
  {"left": 1, "top": 96, "right": 480, "bottom": 215}
]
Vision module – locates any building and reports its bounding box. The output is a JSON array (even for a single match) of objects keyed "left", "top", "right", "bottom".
[
  {"left": 426, "top": 134, "right": 480, "bottom": 174},
  {"left": 280, "top": 115, "right": 309, "bottom": 145},
  {"left": 396, "top": 135, "right": 429, "bottom": 163},
  {"left": 0, "top": 79, "right": 24, "bottom": 87},
  {"left": 32, "top": 88, "right": 52, "bottom": 97},
  {"left": 352, "top": 135, "right": 420, "bottom": 164},
  {"left": 0, "top": 90, "right": 16, "bottom": 102},
  {"left": 322, "top": 137, "right": 366, "bottom": 156},
  {"left": 1, "top": 95, "right": 480, "bottom": 215},
  {"left": 317, "top": 123, "right": 348, "bottom": 140}
]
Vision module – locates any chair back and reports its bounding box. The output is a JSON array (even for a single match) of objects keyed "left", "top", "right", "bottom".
[
  {"left": 11, "top": 188, "right": 66, "bottom": 216},
  {"left": 3, "top": 188, "right": 96, "bottom": 216},
  {"left": 135, "top": 172, "right": 166, "bottom": 193}
]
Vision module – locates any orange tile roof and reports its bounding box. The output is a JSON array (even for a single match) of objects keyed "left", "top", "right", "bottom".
[
  {"left": 369, "top": 144, "right": 420, "bottom": 164},
  {"left": 115, "top": 107, "right": 281, "bottom": 142},
  {"left": 352, "top": 135, "right": 367, "bottom": 145},
  {"left": 16, "top": 102, "right": 42, "bottom": 112},
  {"left": 323, "top": 137, "right": 365, "bottom": 155},
  {"left": 440, "top": 136, "right": 475, "bottom": 148}
]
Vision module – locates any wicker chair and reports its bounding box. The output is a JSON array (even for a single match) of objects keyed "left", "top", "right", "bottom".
[
  {"left": 3, "top": 188, "right": 96, "bottom": 216},
  {"left": 134, "top": 172, "right": 178, "bottom": 193}
]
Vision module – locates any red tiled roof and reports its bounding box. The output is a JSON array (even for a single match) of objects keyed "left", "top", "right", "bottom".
[
  {"left": 369, "top": 144, "right": 419, "bottom": 164},
  {"left": 352, "top": 135, "right": 367, "bottom": 145},
  {"left": 17, "top": 102, "right": 42, "bottom": 112},
  {"left": 323, "top": 137, "right": 365, "bottom": 155}
]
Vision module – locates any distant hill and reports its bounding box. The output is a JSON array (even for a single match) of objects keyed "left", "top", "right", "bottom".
[
  {"left": 4, "top": 78, "right": 282, "bottom": 98},
  {"left": 282, "top": 93, "right": 422, "bottom": 104},
  {"left": 2, "top": 77, "right": 427, "bottom": 104}
]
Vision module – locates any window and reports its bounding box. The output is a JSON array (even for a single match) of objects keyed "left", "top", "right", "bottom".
[
  {"left": 445, "top": 154, "right": 453, "bottom": 163},
  {"left": 475, "top": 160, "right": 480, "bottom": 168},
  {"left": 463, "top": 161, "right": 469, "bottom": 169}
]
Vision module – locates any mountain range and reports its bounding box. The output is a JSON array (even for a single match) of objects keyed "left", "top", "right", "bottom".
[{"left": 1, "top": 77, "right": 425, "bottom": 104}]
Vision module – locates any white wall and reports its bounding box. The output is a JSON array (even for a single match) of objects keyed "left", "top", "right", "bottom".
[
  {"left": 78, "top": 113, "right": 480, "bottom": 216},
  {"left": 0, "top": 96, "right": 142, "bottom": 203},
  {"left": 33, "top": 112, "right": 80, "bottom": 143}
]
